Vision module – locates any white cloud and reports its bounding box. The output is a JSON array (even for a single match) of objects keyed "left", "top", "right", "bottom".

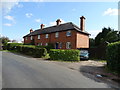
[
  {"left": 4, "top": 15, "right": 14, "bottom": 21},
  {"left": 4, "top": 15, "right": 16, "bottom": 24},
  {"left": 3, "top": 23, "right": 12, "bottom": 26},
  {"left": 25, "top": 13, "right": 33, "bottom": 18},
  {"left": 1, "top": 0, "right": 19, "bottom": 15},
  {"left": 35, "top": 19, "right": 41, "bottom": 23},
  {"left": 103, "top": 8, "right": 118, "bottom": 16},
  {"left": 88, "top": 30, "right": 101, "bottom": 38},
  {"left": 49, "top": 19, "right": 66, "bottom": 26}
]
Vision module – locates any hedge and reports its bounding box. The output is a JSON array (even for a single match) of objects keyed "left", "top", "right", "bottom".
[
  {"left": 3, "top": 43, "right": 23, "bottom": 50},
  {"left": 49, "top": 49, "right": 80, "bottom": 61},
  {"left": 106, "top": 41, "right": 120, "bottom": 74},
  {"left": 36, "top": 43, "right": 54, "bottom": 53},
  {"left": 5, "top": 43, "right": 47, "bottom": 58}
]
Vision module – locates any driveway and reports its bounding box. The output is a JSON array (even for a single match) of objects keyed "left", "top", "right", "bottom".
[{"left": 2, "top": 51, "right": 116, "bottom": 88}]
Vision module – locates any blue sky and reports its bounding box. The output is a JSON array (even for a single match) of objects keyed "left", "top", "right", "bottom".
[{"left": 1, "top": 1, "right": 119, "bottom": 42}]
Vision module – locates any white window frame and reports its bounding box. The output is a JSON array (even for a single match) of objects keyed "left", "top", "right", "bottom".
[
  {"left": 66, "top": 31, "right": 71, "bottom": 37},
  {"left": 37, "top": 43, "right": 40, "bottom": 46},
  {"left": 41, "top": 43, "right": 42, "bottom": 46},
  {"left": 26, "top": 37, "right": 28, "bottom": 40},
  {"left": 66, "top": 42, "right": 71, "bottom": 49},
  {"left": 30, "top": 36, "right": 33, "bottom": 40},
  {"left": 46, "top": 34, "right": 49, "bottom": 38},
  {"left": 59, "top": 42, "right": 62, "bottom": 49},
  {"left": 55, "top": 32, "right": 59, "bottom": 38},
  {"left": 45, "top": 43, "right": 48, "bottom": 46},
  {"left": 38, "top": 35, "right": 40, "bottom": 39}
]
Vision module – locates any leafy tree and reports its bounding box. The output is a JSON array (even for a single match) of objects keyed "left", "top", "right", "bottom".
[
  {"left": 95, "top": 32, "right": 103, "bottom": 46},
  {"left": 104, "top": 31, "right": 119, "bottom": 43},
  {"left": 12, "top": 40, "right": 17, "bottom": 43},
  {"left": 0, "top": 36, "right": 10, "bottom": 46},
  {"left": 89, "top": 38, "right": 95, "bottom": 47},
  {"left": 95, "top": 27, "right": 120, "bottom": 46}
]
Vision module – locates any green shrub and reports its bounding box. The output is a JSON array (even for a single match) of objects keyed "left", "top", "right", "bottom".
[
  {"left": 6, "top": 43, "right": 23, "bottom": 50},
  {"left": 34, "top": 48, "right": 47, "bottom": 58},
  {"left": 6, "top": 43, "right": 47, "bottom": 58},
  {"left": 106, "top": 41, "right": 120, "bottom": 74},
  {"left": 49, "top": 49, "right": 80, "bottom": 61},
  {"left": 36, "top": 43, "right": 54, "bottom": 53}
]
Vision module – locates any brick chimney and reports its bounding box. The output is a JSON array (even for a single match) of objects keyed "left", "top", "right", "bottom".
[
  {"left": 40, "top": 24, "right": 45, "bottom": 29},
  {"left": 56, "top": 19, "right": 61, "bottom": 25},
  {"left": 80, "top": 16, "right": 86, "bottom": 32},
  {"left": 30, "top": 29, "right": 33, "bottom": 33}
]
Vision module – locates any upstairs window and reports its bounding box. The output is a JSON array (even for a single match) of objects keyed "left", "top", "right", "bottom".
[
  {"left": 66, "top": 42, "right": 71, "bottom": 49},
  {"left": 38, "top": 35, "right": 40, "bottom": 39},
  {"left": 46, "top": 34, "right": 49, "bottom": 38},
  {"left": 55, "top": 32, "right": 59, "bottom": 38},
  {"left": 30, "top": 36, "right": 33, "bottom": 40},
  {"left": 66, "top": 31, "right": 71, "bottom": 37}
]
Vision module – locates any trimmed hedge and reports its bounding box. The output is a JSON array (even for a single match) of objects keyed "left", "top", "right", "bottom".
[
  {"left": 106, "top": 41, "right": 120, "bottom": 74},
  {"left": 36, "top": 43, "right": 54, "bottom": 53},
  {"left": 49, "top": 49, "right": 80, "bottom": 61},
  {"left": 3, "top": 43, "right": 23, "bottom": 50},
  {"left": 6, "top": 43, "right": 47, "bottom": 58}
]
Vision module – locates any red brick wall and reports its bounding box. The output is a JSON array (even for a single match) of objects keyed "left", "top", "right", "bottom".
[
  {"left": 76, "top": 32, "right": 89, "bottom": 48},
  {"left": 34, "top": 34, "right": 50, "bottom": 46},
  {"left": 24, "top": 36, "right": 31, "bottom": 44},
  {"left": 24, "top": 30, "right": 89, "bottom": 49},
  {"left": 24, "top": 36, "right": 35, "bottom": 44},
  {"left": 49, "top": 30, "right": 76, "bottom": 49}
]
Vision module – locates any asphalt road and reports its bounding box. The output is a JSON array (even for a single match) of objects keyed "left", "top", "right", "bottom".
[{"left": 2, "top": 51, "right": 111, "bottom": 88}]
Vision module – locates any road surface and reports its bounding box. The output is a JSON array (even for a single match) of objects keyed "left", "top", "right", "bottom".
[{"left": 2, "top": 51, "right": 112, "bottom": 88}]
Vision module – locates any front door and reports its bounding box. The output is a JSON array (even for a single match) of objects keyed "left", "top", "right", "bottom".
[{"left": 55, "top": 43, "right": 59, "bottom": 49}]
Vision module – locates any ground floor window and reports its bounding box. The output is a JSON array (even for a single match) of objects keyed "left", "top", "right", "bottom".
[
  {"left": 45, "top": 43, "right": 48, "bottom": 46},
  {"left": 59, "top": 42, "right": 62, "bottom": 49},
  {"left": 66, "top": 42, "right": 71, "bottom": 49},
  {"left": 55, "top": 42, "right": 62, "bottom": 49},
  {"left": 41, "top": 43, "right": 43, "bottom": 46},
  {"left": 37, "top": 43, "right": 42, "bottom": 46}
]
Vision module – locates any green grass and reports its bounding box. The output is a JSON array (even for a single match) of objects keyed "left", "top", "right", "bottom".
[{"left": 98, "top": 60, "right": 107, "bottom": 63}]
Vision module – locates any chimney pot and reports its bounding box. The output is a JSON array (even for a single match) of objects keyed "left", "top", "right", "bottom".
[
  {"left": 30, "top": 29, "right": 33, "bottom": 33},
  {"left": 56, "top": 19, "right": 61, "bottom": 25},
  {"left": 41, "top": 24, "right": 45, "bottom": 29},
  {"left": 80, "top": 16, "right": 86, "bottom": 32}
]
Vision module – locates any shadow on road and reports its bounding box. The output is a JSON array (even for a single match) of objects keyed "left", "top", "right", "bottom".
[
  {"left": 79, "top": 65, "right": 120, "bottom": 89},
  {"left": 80, "top": 65, "right": 106, "bottom": 82}
]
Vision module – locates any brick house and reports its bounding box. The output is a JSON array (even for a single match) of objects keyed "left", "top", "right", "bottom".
[{"left": 23, "top": 16, "right": 90, "bottom": 49}]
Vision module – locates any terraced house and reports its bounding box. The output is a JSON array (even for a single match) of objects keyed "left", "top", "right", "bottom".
[{"left": 23, "top": 16, "right": 90, "bottom": 49}]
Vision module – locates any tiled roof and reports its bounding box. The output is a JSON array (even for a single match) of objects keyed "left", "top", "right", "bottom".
[{"left": 23, "top": 22, "right": 90, "bottom": 38}]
